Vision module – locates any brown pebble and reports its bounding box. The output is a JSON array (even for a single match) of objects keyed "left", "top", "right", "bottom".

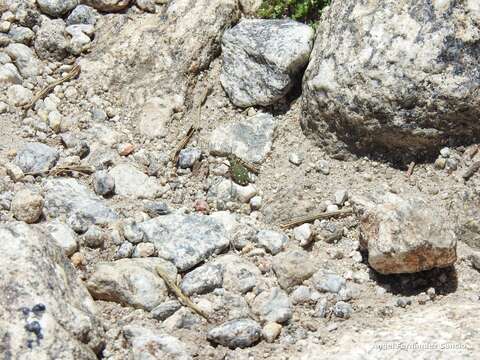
[
  {"left": 71, "top": 252, "right": 86, "bottom": 267},
  {"left": 119, "top": 143, "right": 135, "bottom": 156}
]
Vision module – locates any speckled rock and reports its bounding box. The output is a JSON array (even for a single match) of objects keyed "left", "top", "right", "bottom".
[
  {"left": 180, "top": 263, "right": 223, "bottom": 295},
  {"left": 302, "top": 0, "right": 480, "bottom": 160},
  {"left": 221, "top": 19, "right": 314, "bottom": 107},
  {"left": 355, "top": 192, "right": 457, "bottom": 274},
  {"left": 14, "top": 142, "right": 59, "bottom": 174},
  {"left": 86, "top": 258, "right": 176, "bottom": 311},
  {"left": 272, "top": 249, "right": 317, "bottom": 291},
  {"left": 255, "top": 229, "right": 288, "bottom": 255},
  {"left": 0, "top": 222, "right": 104, "bottom": 359},
  {"left": 138, "top": 213, "right": 230, "bottom": 271},
  {"left": 207, "top": 319, "right": 262, "bottom": 349},
  {"left": 11, "top": 189, "right": 44, "bottom": 224},
  {"left": 252, "top": 287, "right": 292, "bottom": 324},
  {"left": 209, "top": 113, "right": 276, "bottom": 164},
  {"left": 214, "top": 254, "right": 261, "bottom": 294},
  {"left": 109, "top": 163, "right": 162, "bottom": 199},
  {"left": 37, "top": 0, "right": 78, "bottom": 17}
]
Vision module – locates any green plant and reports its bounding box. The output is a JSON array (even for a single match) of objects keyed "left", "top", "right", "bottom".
[{"left": 257, "top": 0, "right": 331, "bottom": 26}]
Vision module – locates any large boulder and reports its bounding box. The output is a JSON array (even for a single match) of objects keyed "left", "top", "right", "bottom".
[
  {"left": 354, "top": 192, "right": 457, "bottom": 274},
  {"left": 221, "top": 19, "right": 314, "bottom": 107},
  {"left": 302, "top": 0, "right": 480, "bottom": 161},
  {"left": 0, "top": 223, "right": 104, "bottom": 359}
]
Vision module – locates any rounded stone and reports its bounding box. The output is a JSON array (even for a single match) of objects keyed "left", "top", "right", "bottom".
[{"left": 11, "top": 189, "right": 44, "bottom": 223}]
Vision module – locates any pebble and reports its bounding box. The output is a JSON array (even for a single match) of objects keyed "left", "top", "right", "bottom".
[
  {"left": 207, "top": 319, "right": 262, "bottom": 349},
  {"left": 272, "top": 249, "right": 316, "bottom": 291},
  {"left": 132, "top": 242, "right": 155, "bottom": 258},
  {"left": 312, "top": 271, "right": 346, "bottom": 294},
  {"left": 293, "top": 223, "right": 312, "bottom": 246},
  {"left": 46, "top": 221, "right": 78, "bottom": 256},
  {"left": 440, "top": 147, "right": 450, "bottom": 158},
  {"left": 180, "top": 263, "right": 223, "bottom": 295},
  {"left": 66, "top": 5, "right": 98, "bottom": 25},
  {"left": 317, "top": 160, "right": 330, "bottom": 175},
  {"left": 5, "top": 162, "right": 24, "bottom": 181},
  {"left": 82, "top": 225, "right": 107, "bottom": 248},
  {"left": 255, "top": 230, "right": 288, "bottom": 255},
  {"left": 93, "top": 170, "right": 115, "bottom": 196},
  {"left": 144, "top": 202, "right": 170, "bottom": 217},
  {"left": 15, "top": 142, "right": 59, "bottom": 175},
  {"left": 252, "top": 287, "right": 292, "bottom": 324},
  {"left": 115, "top": 242, "right": 134, "bottom": 259},
  {"left": 151, "top": 300, "right": 181, "bottom": 321},
  {"left": 262, "top": 322, "right": 282, "bottom": 343},
  {"left": 314, "top": 298, "right": 328, "bottom": 318},
  {"left": 434, "top": 157, "right": 446, "bottom": 170},
  {"left": 396, "top": 297, "right": 412, "bottom": 308},
  {"left": 71, "top": 252, "right": 86, "bottom": 267},
  {"left": 326, "top": 204, "right": 339, "bottom": 212},
  {"left": 194, "top": 199, "right": 209, "bottom": 213},
  {"left": 118, "top": 143, "right": 135, "bottom": 156},
  {"left": 289, "top": 153, "right": 303, "bottom": 166},
  {"left": 249, "top": 195, "right": 262, "bottom": 210},
  {"left": 11, "top": 189, "right": 44, "bottom": 224},
  {"left": 123, "top": 222, "right": 144, "bottom": 244},
  {"left": 177, "top": 148, "right": 202, "bottom": 169},
  {"left": 334, "top": 189, "right": 348, "bottom": 206},
  {"left": 290, "top": 286, "right": 311, "bottom": 305},
  {"left": 333, "top": 301, "right": 352, "bottom": 319}
]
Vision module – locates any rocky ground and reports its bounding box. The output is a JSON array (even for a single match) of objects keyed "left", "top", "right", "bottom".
[{"left": 1, "top": 1, "right": 480, "bottom": 359}]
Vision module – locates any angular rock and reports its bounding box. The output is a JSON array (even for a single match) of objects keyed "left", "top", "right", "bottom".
[
  {"left": 209, "top": 113, "right": 276, "bottom": 164},
  {"left": 252, "top": 287, "right": 292, "bottom": 324},
  {"left": 138, "top": 213, "right": 230, "bottom": 271},
  {"left": 45, "top": 220, "right": 78, "bottom": 256},
  {"left": 15, "top": 142, "right": 59, "bottom": 174},
  {"left": 272, "top": 249, "right": 317, "bottom": 291},
  {"left": 214, "top": 254, "right": 261, "bottom": 294},
  {"left": 86, "top": 258, "right": 176, "bottom": 311},
  {"left": 93, "top": 170, "right": 115, "bottom": 196},
  {"left": 123, "top": 325, "right": 192, "bottom": 360},
  {"left": 0, "top": 63, "right": 22, "bottom": 84},
  {"left": 137, "top": 97, "right": 173, "bottom": 139},
  {"left": 7, "top": 84, "right": 32, "bottom": 106},
  {"left": 109, "top": 163, "right": 161, "bottom": 199},
  {"left": 221, "top": 19, "right": 314, "bottom": 107},
  {"left": 5, "top": 43, "right": 42, "bottom": 78},
  {"left": 151, "top": 300, "right": 181, "bottom": 321},
  {"left": 357, "top": 192, "right": 457, "bottom": 274},
  {"left": 180, "top": 263, "right": 223, "bottom": 295},
  {"left": 82, "top": 0, "right": 132, "bottom": 12},
  {"left": 178, "top": 148, "right": 202, "bottom": 169},
  {"left": 255, "top": 229, "right": 288, "bottom": 255},
  {"left": 312, "top": 270, "right": 346, "bottom": 294},
  {"left": 0, "top": 223, "right": 104, "bottom": 358},
  {"left": 207, "top": 319, "right": 261, "bottom": 349},
  {"left": 67, "top": 5, "right": 98, "bottom": 25},
  {"left": 302, "top": 0, "right": 480, "bottom": 160},
  {"left": 43, "top": 178, "right": 118, "bottom": 225},
  {"left": 37, "top": 0, "right": 78, "bottom": 17},
  {"left": 34, "top": 18, "right": 69, "bottom": 60}
]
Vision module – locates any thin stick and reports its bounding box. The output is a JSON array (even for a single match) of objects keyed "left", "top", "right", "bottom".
[
  {"left": 463, "top": 161, "right": 480, "bottom": 180},
  {"left": 156, "top": 266, "right": 211, "bottom": 323},
  {"left": 406, "top": 161, "right": 416, "bottom": 178},
  {"left": 279, "top": 208, "right": 354, "bottom": 229},
  {"left": 22, "top": 64, "right": 81, "bottom": 111}
]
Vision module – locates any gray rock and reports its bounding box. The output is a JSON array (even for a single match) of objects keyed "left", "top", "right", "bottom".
[
  {"left": 151, "top": 300, "right": 181, "bottom": 321},
  {"left": 35, "top": 18, "right": 69, "bottom": 60},
  {"left": 209, "top": 113, "right": 276, "bottom": 164},
  {"left": 123, "top": 222, "right": 144, "bottom": 244},
  {"left": 180, "top": 263, "right": 223, "bottom": 295},
  {"left": 252, "top": 287, "right": 292, "bottom": 324},
  {"left": 123, "top": 325, "right": 192, "bottom": 360},
  {"left": 262, "top": 322, "right": 282, "bottom": 343},
  {"left": 15, "top": 142, "right": 59, "bottom": 175},
  {"left": 109, "top": 163, "right": 161, "bottom": 199},
  {"left": 356, "top": 192, "right": 457, "bottom": 274},
  {"left": 82, "top": 0, "right": 132, "bottom": 12},
  {"left": 290, "top": 286, "right": 311, "bottom": 305},
  {"left": 43, "top": 178, "right": 118, "bottom": 225},
  {"left": 221, "top": 19, "right": 314, "bottom": 107},
  {"left": 289, "top": 153, "right": 303, "bottom": 166},
  {"left": 255, "top": 229, "right": 288, "bottom": 255},
  {"left": 231, "top": 225, "right": 257, "bottom": 250},
  {"left": 93, "top": 170, "right": 115, "bottom": 196},
  {"left": 37, "top": 0, "right": 78, "bottom": 17},
  {"left": 66, "top": 5, "right": 98, "bottom": 25},
  {"left": 207, "top": 319, "right": 261, "bottom": 349},
  {"left": 312, "top": 271, "right": 346, "bottom": 294},
  {"left": 0, "top": 223, "right": 104, "bottom": 358},
  {"left": 114, "top": 242, "right": 134, "bottom": 259},
  {"left": 302, "top": 0, "right": 480, "bottom": 160},
  {"left": 8, "top": 25, "right": 35, "bottom": 45},
  {"left": 0, "top": 63, "right": 22, "bottom": 84},
  {"left": 213, "top": 290, "right": 251, "bottom": 320},
  {"left": 249, "top": 195, "right": 262, "bottom": 210},
  {"left": 86, "top": 258, "right": 176, "bottom": 311},
  {"left": 163, "top": 307, "right": 203, "bottom": 331},
  {"left": 45, "top": 221, "right": 78, "bottom": 256},
  {"left": 11, "top": 189, "right": 44, "bottom": 224},
  {"left": 138, "top": 213, "right": 230, "bottom": 271},
  {"left": 5, "top": 43, "right": 42, "bottom": 77},
  {"left": 214, "top": 254, "right": 261, "bottom": 294},
  {"left": 333, "top": 301, "right": 352, "bottom": 319},
  {"left": 272, "top": 249, "right": 317, "bottom": 291},
  {"left": 177, "top": 148, "right": 202, "bottom": 169},
  {"left": 314, "top": 297, "right": 328, "bottom": 318},
  {"left": 144, "top": 202, "right": 170, "bottom": 217},
  {"left": 81, "top": 225, "right": 107, "bottom": 248},
  {"left": 132, "top": 242, "right": 155, "bottom": 258},
  {"left": 293, "top": 223, "right": 312, "bottom": 246},
  {"left": 334, "top": 189, "right": 348, "bottom": 206},
  {"left": 7, "top": 84, "right": 32, "bottom": 106}
]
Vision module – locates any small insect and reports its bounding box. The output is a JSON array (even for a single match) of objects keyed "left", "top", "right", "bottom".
[{"left": 226, "top": 153, "right": 259, "bottom": 186}]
